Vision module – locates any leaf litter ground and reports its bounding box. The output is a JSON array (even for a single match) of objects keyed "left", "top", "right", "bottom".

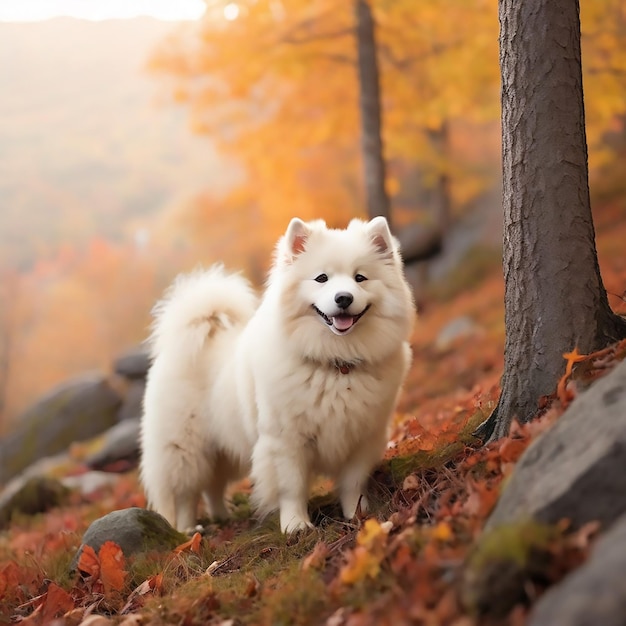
[{"left": 2, "top": 221, "right": 626, "bottom": 625}]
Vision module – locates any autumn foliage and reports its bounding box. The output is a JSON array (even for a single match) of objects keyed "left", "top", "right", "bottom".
[
  {"left": 2, "top": 2, "right": 626, "bottom": 623},
  {"left": 2, "top": 0, "right": 626, "bottom": 431}
]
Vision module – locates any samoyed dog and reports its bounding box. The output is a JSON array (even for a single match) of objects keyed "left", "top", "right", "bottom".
[{"left": 140, "top": 216, "right": 415, "bottom": 533}]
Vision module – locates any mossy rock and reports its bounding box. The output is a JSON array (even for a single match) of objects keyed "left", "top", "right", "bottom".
[
  {"left": 70, "top": 507, "right": 187, "bottom": 571},
  {"left": 0, "top": 475, "right": 70, "bottom": 527},
  {"left": 0, "top": 374, "right": 122, "bottom": 484},
  {"left": 462, "top": 521, "right": 559, "bottom": 619}
]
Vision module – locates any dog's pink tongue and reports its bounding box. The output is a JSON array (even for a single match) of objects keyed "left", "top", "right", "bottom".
[{"left": 333, "top": 315, "right": 354, "bottom": 331}]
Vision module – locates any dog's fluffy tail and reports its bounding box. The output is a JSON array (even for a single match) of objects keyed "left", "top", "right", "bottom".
[{"left": 148, "top": 265, "right": 258, "bottom": 361}]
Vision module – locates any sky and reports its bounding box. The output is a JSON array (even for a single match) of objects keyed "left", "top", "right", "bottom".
[{"left": 0, "top": 0, "right": 207, "bottom": 21}]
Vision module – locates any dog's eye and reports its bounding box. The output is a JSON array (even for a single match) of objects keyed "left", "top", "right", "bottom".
[
  {"left": 354, "top": 274, "right": 368, "bottom": 283},
  {"left": 314, "top": 274, "right": 329, "bottom": 283}
]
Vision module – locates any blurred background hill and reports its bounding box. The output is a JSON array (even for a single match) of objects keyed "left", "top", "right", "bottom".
[
  {"left": 0, "top": 1, "right": 625, "bottom": 433},
  {"left": 0, "top": 18, "right": 234, "bottom": 268}
]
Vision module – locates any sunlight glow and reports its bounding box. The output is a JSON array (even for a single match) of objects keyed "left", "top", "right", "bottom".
[
  {"left": 223, "top": 3, "right": 239, "bottom": 21},
  {"left": 0, "top": 0, "right": 206, "bottom": 22}
]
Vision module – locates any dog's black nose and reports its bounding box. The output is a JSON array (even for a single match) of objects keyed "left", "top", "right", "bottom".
[{"left": 335, "top": 292, "right": 354, "bottom": 310}]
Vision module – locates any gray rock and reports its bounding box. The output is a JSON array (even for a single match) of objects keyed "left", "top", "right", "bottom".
[
  {"left": 487, "top": 358, "right": 626, "bottom": 532},
  {"left": 529, "top": 514, "right": 626, "bottom": 626},
  {"left": 0, "top": 475, "right": 70, "bottom": 527},
  {"left": 0, "top": 375, "right": 122, "bottom": 485},
  {"left": 61, "top": 471, "right": 120, "bottom": 496},
  {"left": 435, "top": 316, "right": 480, "bottom": 351},
  {"left": 117, "top": 380, "right": 145, "bottom": 422},
  {"left": 71, "top": 507, "right": 186, "bottom": 570},
  {"left": 85, "top": 418, "right": 141, "bottom": 471},
  {"left": 113, "top": 349, "right": 150, "bottom": 380}
]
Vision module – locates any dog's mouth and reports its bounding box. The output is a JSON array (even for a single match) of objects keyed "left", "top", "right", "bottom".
[{"left": 312, "top": 304, "right": 371, "bottom": 334}]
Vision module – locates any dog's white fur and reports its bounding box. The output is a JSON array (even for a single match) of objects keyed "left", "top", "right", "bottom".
[{"left": 140, "top": 217, "right": 415, "bottom": 532}]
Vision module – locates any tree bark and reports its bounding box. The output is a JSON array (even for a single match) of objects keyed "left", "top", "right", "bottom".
[
  {"left": 476, "top": 0, "right": 626, "bottom": 442},
  {"left": 354, "top": 0, "right": 391, "bottom": 226}
]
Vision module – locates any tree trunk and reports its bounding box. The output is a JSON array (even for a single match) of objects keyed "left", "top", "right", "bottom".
[
  {"left": 354, "top": 0, "right": 391, "bottom": 226},
  {"left": 476, "top": 0, "right": 626, "bottom": 442}
]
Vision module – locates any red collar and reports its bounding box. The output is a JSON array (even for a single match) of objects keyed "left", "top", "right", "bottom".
[{"left": 334, "top": 360, "right": 357, "bottom": 374}]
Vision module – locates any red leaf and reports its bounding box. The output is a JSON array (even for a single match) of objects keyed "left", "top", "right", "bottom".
[
  {"left": 0, "top": 561, "right": 20, "bottom": 600},
  {"left": 174, "top": 531, "right": 202, "bottom": 554},
  {"left": 301, "top": 541, "right": 330, "bottom": 571},
  {"left": 498, "top": 437, "right": 527, "bottom": 464},
  {"left": 41, "top": 582, "right": 75, "bottom": 622},
  {"left": 77, "top": 544, "right": 100, "bottom": 579},
  {"left": 98, "top": 541, "right": 127, "bottom": 594}
]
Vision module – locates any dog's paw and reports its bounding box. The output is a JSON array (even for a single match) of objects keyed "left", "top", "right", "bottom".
[{"left": 281, "top": 516, "right": 314, "bottom": 534}]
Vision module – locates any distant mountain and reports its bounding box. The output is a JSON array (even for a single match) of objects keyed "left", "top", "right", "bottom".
[{"left": 0, "top": 18, "right": 233, "bottom": 267}]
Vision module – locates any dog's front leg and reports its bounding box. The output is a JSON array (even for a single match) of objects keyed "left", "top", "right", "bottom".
[{"left": 251, "top": 433, "right": 313, "bottom": 533}]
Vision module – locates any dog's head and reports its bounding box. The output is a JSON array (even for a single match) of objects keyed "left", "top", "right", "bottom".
[{"left": 271, "top": 216, "right": 415, "bottom": 363}]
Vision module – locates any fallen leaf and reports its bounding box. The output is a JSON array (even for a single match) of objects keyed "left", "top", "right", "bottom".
[
  {"left": 356, "top": 518, "right": 390, "bottom": 550},
  {"left": 98, "top": 541, "right": 127, "bottom": 594},
  {"left": 339, "top": 546, "right": 382, "bottom": 585},
  {"left": 77, "top": 545, "right": 100, "bottom": 579},
  {"left": 498, "top": 437, "right": 527, "bottom": 464},
  {"left": 302, "top": 541, "right": 330, "bottom": 571},
  {"left": 174, "top": 531, "right": 202, "bottom": 554},
  {"left": 120, "top": 574, "right": 163, "bottom": 614},
  {"left": 557, "top": 347, "right": 588, "bottom": 405},
  {"left": 41, "top": 582, "right": 75, "bottom": 622},
  {"left": 0, "top": 561, "right": 20, "bottom": 600},
  {"left": 402, "top": 474, "right": 420, "bottom": 491},
  {"left": 390, "top": 543, "right": 413, "bottom": 575},
  {"left": 431, "top": 521, "right": 453, "bottom": 542}
]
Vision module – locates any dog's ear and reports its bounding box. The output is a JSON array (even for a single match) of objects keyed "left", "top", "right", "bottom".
[
  {"left": 367, "top": 216, "right": 394, "bottom": 257},
  {"left": 284, "top": 217, "right": 310, "bottom": 261}
]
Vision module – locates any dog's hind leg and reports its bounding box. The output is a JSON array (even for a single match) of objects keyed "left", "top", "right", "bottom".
[{"left": 174, "top": 490, "right": 199, "bottom": 532}]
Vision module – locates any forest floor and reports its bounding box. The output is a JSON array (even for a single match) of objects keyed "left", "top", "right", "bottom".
[{"left": 2, "top": 203, "right": 626, "bottom": 626}]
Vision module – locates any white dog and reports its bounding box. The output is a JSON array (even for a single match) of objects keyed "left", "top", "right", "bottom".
[{"left": 140, "top": 216, "right": 415, "bottom": 533}]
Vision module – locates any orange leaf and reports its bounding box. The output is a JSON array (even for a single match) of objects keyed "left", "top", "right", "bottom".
[
  {"left": 41, "top": 582, "right": 75, "bottom": 622},
  {"left": 174, "top": 531, "right": 202, "bottom": 554},
  {"left": 0, "top": 562, "right": 20, "bottom": 600},
  {"left": 431, "top": 521, "right": 453, "bottom": 542},
  {"left": 98, "top": 541, "right": 127, "bottom": 594},
  {"left": 301, "top": 541, "right": 330, "bottom": 571},
  {"left": 563, "top": 347, "right": 588, "bottom": 376},
  {"left": 339, "top": 546, "right": 382, "bottom": 585},
  {"left": 498, "top": 437, "right": 527, "bottom": 464},
  {"left": 77, "top": 544, "right": 100, "bottom": 579},
  {"left": 120, "top": 573, "right": 163, "bottom": 614},
  {"left": 557, "top": 347, "right": 588, "bottom": 405},
  {"left": 149, "top": 572, "right": 164, "bottom": 594}
]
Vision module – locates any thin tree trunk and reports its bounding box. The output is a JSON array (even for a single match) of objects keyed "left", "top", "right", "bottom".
[
  {"left": 355, "top": 0, "right": 391, "bottom": 226},
  {"left": 427, "top": 122, "right": 452, "bottom": 236},
  {"left": 476, "top": 0, "right": 626, "bottom": 442}
]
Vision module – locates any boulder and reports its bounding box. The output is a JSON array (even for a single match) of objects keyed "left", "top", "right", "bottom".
[
  {"left": 486, "top": 358, "right": 626, "bottom": 532},
  {"left": 71, "top": 507, "right": 186, "bottom": 570},
  {"left": 85, "top": 418, "right": 141, "bottom": 471},
  {"left": 529, "top": 513, "right": 626, "bottom": 626},
  {"left": 113, "top": 348, "right": 150, "bottom": 380},
  {"left": 116, "top": 380, "right": 145, "bottom": 422},
  {"left": 0, "top": 475, "right": 70, "bottom": 527},
  {"left": 61, "top": 471, "right": 120, "bottom": 496},
  {"left": 0, "top": 375, "right": 122, "bottom": 485},
  {"left": 435, "top": 316, "right": 480, "bottom": 351}
]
